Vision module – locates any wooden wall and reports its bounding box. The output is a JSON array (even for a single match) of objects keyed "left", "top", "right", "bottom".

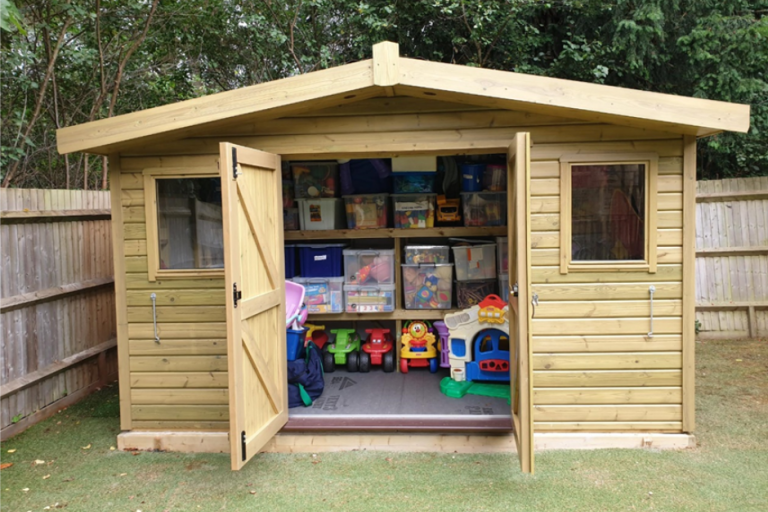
[
  {"left": 115, "top": 97, "right": 690, "bottom": 434},
  {"left": 695, "top": 177, "right": 768, "bottom": 339},
  {"left": 115, "top": 156, "right": 228, "bottom": 430},
  {"left": 527, "top": 139, "right": 687, "bottom": 433},
  {"left": 1, "top": 189, "right": 117, "bottom": 439}
]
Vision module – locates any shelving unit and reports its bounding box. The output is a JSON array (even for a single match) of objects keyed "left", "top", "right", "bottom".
[{"left": 284, "top": 226, "right": 506, "bottom": 241}]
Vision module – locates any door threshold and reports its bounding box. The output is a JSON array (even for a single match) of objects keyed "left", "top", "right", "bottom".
[{"left": 284, "top": 414, "right": 513, "bottom": 432}]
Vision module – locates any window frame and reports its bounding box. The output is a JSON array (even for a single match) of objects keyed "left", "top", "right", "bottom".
[
  {"left": 142, "top": 167, "right": 225, "bottom": 282},
  {"left": 559, "top": 153, "right": 658, "bottom": 274}
]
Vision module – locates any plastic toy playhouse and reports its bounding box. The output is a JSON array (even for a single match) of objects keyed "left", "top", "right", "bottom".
[{"left": 443, "top": 295, "right": 511, "bottom": 383}]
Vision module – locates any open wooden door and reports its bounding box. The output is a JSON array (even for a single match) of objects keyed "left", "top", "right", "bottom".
[
  {"left": 220, "top": 143, "right": 287, "bottom": 470},
  {"left": 507, "top": 133, "right": 534, "bottom": 474}
]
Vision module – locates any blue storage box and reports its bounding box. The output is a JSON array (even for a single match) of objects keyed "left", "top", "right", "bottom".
[
  {"left": 461, "top": 163, "right": 485, "bottom": 192},
  {"left": 297, "top": 243, "right": 346, "bottom": 277},
  {"left": 284, "top": 244, "right": 298, "bottom": 279},
  {"left": 393, "top": 172, "right": 436, "bottom": 194},
  {"left": 286, "top": 328, "right": 305, "bottom": 361}
]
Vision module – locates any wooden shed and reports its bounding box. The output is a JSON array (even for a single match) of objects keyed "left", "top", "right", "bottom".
[{"left": 56, "top": 42, "right": 750, "bottom": 473}]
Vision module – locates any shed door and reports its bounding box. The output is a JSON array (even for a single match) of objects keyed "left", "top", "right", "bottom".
[
  {"left": 507, "top": 133, "right": 534, "bottom": 474},
  {"left": 220, "top": 143, "right": 287, "bottom": 470}
]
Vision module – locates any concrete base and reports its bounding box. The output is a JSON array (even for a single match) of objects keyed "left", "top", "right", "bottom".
[{"left": 117, "top": 431, "right": 695, "bottom": 454}]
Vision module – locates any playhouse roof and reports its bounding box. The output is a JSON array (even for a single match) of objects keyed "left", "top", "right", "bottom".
[{"left": 56, "top": 42, "right": 750, "bottom": 156}]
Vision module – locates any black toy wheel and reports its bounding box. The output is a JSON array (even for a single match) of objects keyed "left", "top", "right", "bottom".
[
  {"left": 382, "top": 350, "right": 395, "bottom": 373},
  {"left": 358, "top": 352, "right": 371, "bottom": 373},
  {"left": 323, "top": 352, "right": 335, "bottom": 373},
  {"left": 346, "top": 351, "right": 359, "bottom": 372}
]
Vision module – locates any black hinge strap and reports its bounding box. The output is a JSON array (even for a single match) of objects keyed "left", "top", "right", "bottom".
[
  {"left": 232, "top": 147, "right": 239, "bottom": 179},
  {"left": 241, "top": 431, "right": 247, "bottom": 461},
  {"left": 233, "top": 283, "right": 242, "bottom": 308}
]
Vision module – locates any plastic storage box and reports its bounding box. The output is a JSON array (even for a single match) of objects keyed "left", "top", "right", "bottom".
[
  {"left": 343, "top": 194, "right": 389, "bottom": 229},
  {"left": 496, "top": 236, "right": 509, "bottom": 274},
  {"left": 292, "top": 276, "right": 344, "bottom": 314},
  {"left": 297, "top": 244, "right": 346, "bottom": 278},
  {"left": 461, "top": 163, "right": 484, "bottom": 192},
  {"left": 393, "top": 193, "right": 436, "bottom": 229},
  {"left": 402, "top": 264, "right": 454, "bottom": 310},
  {"left": 452, "top": 243, "right": 497, "bottom": 281},
  {"left": 284, "top": 208, "right": 299, "bottom": 231},
  {"left": 344, "top": 284, "right": 396, "bottom": 313},
  {"left": 461, "top": 191, "right": 507, "bottom": 227},
  {"left": 282, "top": 180, "right": 295, "bottom": 208},
  {"left": 343, "top": 249, "right": 395, "bottom": 285},
  {"left": 291, "top": 162, "right": 338, "bottom": 198},
  {"left": 404, "top": 245, "right": 450, "bottom": 264},
  {"left": 456, "top": 279, "right": 497, "bottom": 309},
  {"left": 498, "top": 273, "right": 510, "bottom": 302},
  {"left": 483, "top": 164, "right": 507, "bottom": 192},
  {"left": 393, "top": 172, "right": 436, "bottom": 194},
  {"left": 296, "top": 198, "right": 345, "bottom": 230},
  {"left": 285, "top": 244, "right": 298, "bottom": 279}
]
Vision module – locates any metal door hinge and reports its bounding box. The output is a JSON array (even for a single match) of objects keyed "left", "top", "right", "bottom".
[
  {"left": 241, "top": 431, "right": 247, "bottom": 461},
  {"left": 232, "top": 147, "right": 241, "bottom": 179},
  {"left": 512, "top": 283, "right": 519, "bottom": 297},
  {"left": 233, "top": 283, "right": 242, "bottom": 308}
]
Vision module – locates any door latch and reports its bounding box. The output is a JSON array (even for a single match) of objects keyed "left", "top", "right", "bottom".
[
  {"left": 531, "top": 293, "right": 539, "bottom": 318},
  {"left": 648, "top": 285, "right": 656, "bottom": 338},
  {"left": 233, "top": 283, "right": 242, "bottom": 308},
  {"left": 512, "top": 283, "right": 519, "bottom": 297},
  {"left": 150, "top": 293, "right": 160, "bottom": 343}
]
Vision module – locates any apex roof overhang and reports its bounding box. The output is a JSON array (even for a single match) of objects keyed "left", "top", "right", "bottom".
[{"left": 57, "top": 41, "right": 751, "bottom": 156}]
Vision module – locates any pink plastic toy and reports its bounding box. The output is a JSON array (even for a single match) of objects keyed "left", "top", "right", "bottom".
[{"left": 285, "top": 280, "right": 307, "bottom": 328}]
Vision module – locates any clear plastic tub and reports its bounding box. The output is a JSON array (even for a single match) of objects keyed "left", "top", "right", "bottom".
[
  {"left": 496, "top": 236, "right": 509, "bottom": 274},
  {"left": 403, "top": 245, "right": 450, "bottom": 264},
  {"left": 344, "top": 284, "right": 396, "bottom": 313},
  {"left": 498, "top": 273, "right": 510, "bottom": 302},
  {"left": 402, "top": 264, "right": 453, "bottom": 310},
  {"left": 483, "top": 164, "right": 507, "bottom": 192},
  {"left": 461, "top": 191, "right": 507, "bottom": 227},
  {"left": 455, "top": 279, "right": 497, "bottom": 309},
  {"left": 296, "top": 198, "right": 345, "bottom": 230},
  {"left": 393, "top": 172, "right": 436, "bottom": 194},
  {"left": 392, "top": 193, "right": 436, "bottom": 229},
  {"left": 284, "top": 207, "right": 299, "bottom": 231},
  {"left": 343, "top": 249, "right": 395, "bottom": 285},
  {"left": 343, "top": 193, "right": 389, "bottom": 229},
  {"left": 452, "top": 243, "right": 497, "bottom": 281},
  {"left": 291, "top": 162, "right": 338, "bottom": 198},
  {"left": 293, "top": 276, "right": 344, "bottom": 314}
]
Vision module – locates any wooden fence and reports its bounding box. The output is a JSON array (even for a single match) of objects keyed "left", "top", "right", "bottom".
[
  {"left": 0, "top": 189, "right": 117, "bottom": 439},
  {"left": 695, "top": 177, "right": 768, "bottom": 340}
]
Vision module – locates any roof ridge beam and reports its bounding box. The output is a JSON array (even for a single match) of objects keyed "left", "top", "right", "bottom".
[{"left": 372, "top": 41, "right": 400, "bottom": 96}]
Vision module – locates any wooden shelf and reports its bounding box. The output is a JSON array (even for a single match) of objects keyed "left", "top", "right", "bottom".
[
  {"left": 308, "top": 309, "right": 461, "bottom": 322},
  {"left": 284, "top": 226, "right": 506, "bottom": 240}
]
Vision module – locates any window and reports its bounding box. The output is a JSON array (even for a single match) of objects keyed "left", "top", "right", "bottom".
[
  {"left": 559, "top": 154, "right": 658, "bottom": 273},
  {"left": 143, "top": 169, "right": 225, "bottom": 281}
]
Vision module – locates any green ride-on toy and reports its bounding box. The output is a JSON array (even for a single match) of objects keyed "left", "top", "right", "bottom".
[{"left": 323, "top": 328, "right": 362, "bottom": 373}]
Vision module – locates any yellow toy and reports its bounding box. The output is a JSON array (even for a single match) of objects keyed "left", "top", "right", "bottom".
[
  {"left": 399, "top": 320, "right": 439, "bottom": 373},
  {"left": 302, "top": 323, "right": 328, "bottom": 350}
]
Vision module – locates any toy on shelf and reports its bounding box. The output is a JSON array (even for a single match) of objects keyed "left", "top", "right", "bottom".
[
  {"left": 343, "top": 249, "right": 395, "bottom": 285},
  {"left": 404, "top": 245, "right": 449, "bottom": 264},
  {"left": 433, "top": 320, "right": 451, "bottom": 368},
  {"left": 399, "top": 320, "right": 439, "bottom": 373},
  {"left": 402, "top": 264, "right": 453, "bottom": 310},
  {"left": 360, "top": 328, "right": 395, "bottom": 373},
  {"left": 303, "top": 323, "right": 328, "bottom": 350},
  {"left": 323, "top": 328, "right": 361, "bottom": 373},
  {"left": 343, "top": 193, "right": 389, "bottom": 229},
  {"left": 393, "top": 193, "right": 436, "bottom": 229},
  {"left": 436, "top": 195, "right": 461, "bottom": 223},
  {"left": 442, "top": 295, "right": 510, "bottom": 384},
  {"left": 292, "top": 162, "right": 338, "bottom": 198}
]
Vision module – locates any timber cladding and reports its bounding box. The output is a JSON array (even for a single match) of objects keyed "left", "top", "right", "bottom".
[{"left": 115, "top": 106, "right": 686, "bottom": 433}]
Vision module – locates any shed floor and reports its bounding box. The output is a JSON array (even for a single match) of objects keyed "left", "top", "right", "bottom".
[{"left": 285, "top": 368, "right": 512, "bottom": 432}]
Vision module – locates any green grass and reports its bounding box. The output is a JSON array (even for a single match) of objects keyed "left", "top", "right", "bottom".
[{"left": 2, "top": 338, "right": 766, "bottom": 511}]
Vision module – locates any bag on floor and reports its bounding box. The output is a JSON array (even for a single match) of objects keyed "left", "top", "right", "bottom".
[{"left": 287, "top": 341, "right": 324, "bottom": 408}]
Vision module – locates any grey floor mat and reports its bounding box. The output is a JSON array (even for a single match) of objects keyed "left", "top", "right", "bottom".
[{"left": 289, "top": 368, "right": 511, "bottom": 420}]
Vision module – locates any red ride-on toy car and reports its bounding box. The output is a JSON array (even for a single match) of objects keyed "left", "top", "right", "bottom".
[{"left": 359, "top": 328, "right": 396, "bottom": 373}]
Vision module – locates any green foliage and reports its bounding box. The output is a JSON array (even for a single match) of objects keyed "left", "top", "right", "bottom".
[{"left": 1, "top": 0, "right": 766, "bottom": 188}]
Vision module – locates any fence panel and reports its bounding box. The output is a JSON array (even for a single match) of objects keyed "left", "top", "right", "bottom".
[
  {"left": 1, "top": 189, "right": 116, "bottom": 438},
  {"left": 695, "top": 177, "right": 768, "bottom": 339}
]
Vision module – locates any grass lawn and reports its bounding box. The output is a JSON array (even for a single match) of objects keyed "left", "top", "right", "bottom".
[{"left": 1, "top": 338, "right": 766, "bottom": 512}]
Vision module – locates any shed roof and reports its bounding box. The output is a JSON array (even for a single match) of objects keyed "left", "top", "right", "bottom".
[{"left": 57, "top": 42, "right": 750, "bottom": 156}]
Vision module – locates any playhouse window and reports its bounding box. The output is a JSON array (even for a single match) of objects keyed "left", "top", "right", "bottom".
[
  {"left": 560, "top": 154, "right": 658, "bottom": 273},
  {"left": 143, "top": 169, "right": 225, "bottom": 281}
]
